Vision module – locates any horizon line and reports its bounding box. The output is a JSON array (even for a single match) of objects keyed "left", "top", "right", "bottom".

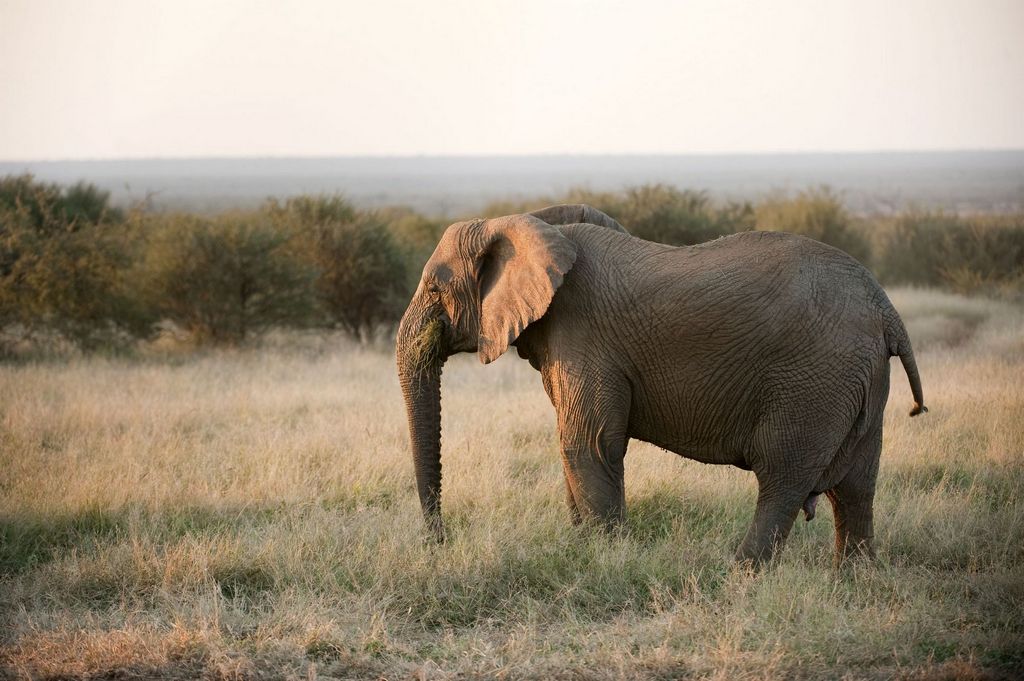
[{"left": 3, "top": 147, "right": 1024, "bottom": 165}]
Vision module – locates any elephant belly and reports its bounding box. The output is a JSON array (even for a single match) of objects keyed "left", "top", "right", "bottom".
[
  {"left": 622, "top": 351, "right": 847, "bottom": 469},
  {"left": 626, "top": 397, "right": 754, "bottom": 469},
  {"left": 631, "top": 432, "right": 752, "bottom": 468}
]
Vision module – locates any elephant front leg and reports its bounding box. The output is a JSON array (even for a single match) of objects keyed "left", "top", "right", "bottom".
[
  {"left": 562, "top": 459, "right": 582, "bottom": 525},
  {"left": 561, "top": 433, "right": 628, "bottom": 530},
  {"left": 544, "top": 364, "right": 631, "bottom": 530},
  {"left": 557, "top": 401, "right": 630, "bottom": 530}
]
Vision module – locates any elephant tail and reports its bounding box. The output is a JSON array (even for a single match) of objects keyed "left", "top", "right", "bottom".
[
  {"left": 886, "top": 314, "right": 928, "bottom": 417},
  {"left": 900, "top": 348, "right": 928, "bottom": 417}
]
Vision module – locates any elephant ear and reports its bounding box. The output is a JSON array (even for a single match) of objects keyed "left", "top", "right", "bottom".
[{"left": 476, "top": 215, "right": 577, "bottom": 364}]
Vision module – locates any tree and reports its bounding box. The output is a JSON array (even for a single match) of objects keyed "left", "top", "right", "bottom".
[
  {"left": 142, "top": 213, "right": 314, "bottom": 345},
  {"left": 378, "top": 206, "right": 445, "bottom": 292},
  {"left": 0, "top": 174, "right": 147, "bottom": 352},
  {"left": 270, "top": 196, "right": 410, "bottom": 342}
]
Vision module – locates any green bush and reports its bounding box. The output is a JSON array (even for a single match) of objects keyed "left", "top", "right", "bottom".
[
  {"left": 875, "top": 212, "right": 1024, "bottom": 295},
  {"left": 755, "top": 187, "right": 872, "bottom": 264},
  {"left": 269, "top": 196, "right": 410, "bottom": 342},
  {"left": 372, "top": 206, "right": 446, "bottom": 296},
  {"left": 0, "top": 174, "right": 123, "bottom": 236},
  {"left": 0, "top": 175, "right": 148, "bottom": 352},
  {"left": 142, "top": 212, "right": 315, "bottom": 345}
]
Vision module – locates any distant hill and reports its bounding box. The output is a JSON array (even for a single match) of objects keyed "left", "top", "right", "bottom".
[{"left": 2, "top": 151, "right": 1022, "bottom": 216}]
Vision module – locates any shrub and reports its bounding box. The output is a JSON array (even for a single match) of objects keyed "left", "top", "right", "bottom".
[
  {"left": 142, "top": 212, "right": 315, "bottom": 345},
  {"left": 377, "top": 206, "right": 446, "bottom": 290},
  {"left": 269, "top": 197, "right": 410, "bottom": 342},
  {"left": 0, "top": 174, "right": 123, "bottom": 236},
  {"left": 755, "top": 187, "right": 872, "bottom": 264},
  {"left": 0, "top": 175, "right": 148, "bottom": 352},
  {"left": 875, "top": 212, "right": 1024, "bottom": 295}
]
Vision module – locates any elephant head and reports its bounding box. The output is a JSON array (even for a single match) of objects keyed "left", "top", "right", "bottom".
[{"left": 395, "top": 205, "right": 622, "bottom": 540}]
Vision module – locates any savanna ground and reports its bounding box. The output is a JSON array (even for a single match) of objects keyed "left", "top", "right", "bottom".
[{"left": 1, "top": 288, "right": 1022, "bottom": 680}]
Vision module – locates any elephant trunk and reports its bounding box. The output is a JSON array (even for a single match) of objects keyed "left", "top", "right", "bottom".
[{"left": 396, "top": 306, "right": 448, "bottom": 542}]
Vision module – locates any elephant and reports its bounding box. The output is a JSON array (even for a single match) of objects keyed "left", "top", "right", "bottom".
[{"left": 395, "top": 203, "right": 927, "bottom": 565}]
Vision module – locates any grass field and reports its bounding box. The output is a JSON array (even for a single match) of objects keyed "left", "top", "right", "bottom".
[{"left": 1, "top": 288, "right": 1023, "bottom": 680}]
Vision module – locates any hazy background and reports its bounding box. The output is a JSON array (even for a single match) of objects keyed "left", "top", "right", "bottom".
[
  {"left": 2, "top": 0, "right": 1023, "bottom": 159},
  {"left": 1, "top": 152, "right": 1022, "bottom": 216},
  {"left": 2, "top": 0, "right": 1023, "bottom": 215}
]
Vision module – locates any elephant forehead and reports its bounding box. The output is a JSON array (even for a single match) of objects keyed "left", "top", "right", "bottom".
[
  {"left": 423, "top": 262, "right": 454, "bottom": 284},
  {"left": 425, "top": 221, "right": 481, "bottom": 275},
  {"left": 422, "top": 235, "right": 459, "bottom": 280}
]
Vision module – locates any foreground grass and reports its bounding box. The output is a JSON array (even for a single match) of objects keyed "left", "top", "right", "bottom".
[{"left": 1, "top": 288, "right": 1022, "bottom": 680}]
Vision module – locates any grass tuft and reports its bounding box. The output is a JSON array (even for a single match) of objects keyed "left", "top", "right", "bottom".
[{"left": 406, "top": 317, "right": 446, "bottom": 374}]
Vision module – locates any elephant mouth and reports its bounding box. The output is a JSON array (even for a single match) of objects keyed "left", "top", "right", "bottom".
[{"left": 406, "top": 317, "right": 447, "bottom": 376}]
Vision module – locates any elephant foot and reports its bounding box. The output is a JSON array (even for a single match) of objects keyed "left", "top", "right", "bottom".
[{"left": 834, "top": 537, "right": 875, "bottom": 568}]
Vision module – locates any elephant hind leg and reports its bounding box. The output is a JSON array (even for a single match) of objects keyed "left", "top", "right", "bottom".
[
  {"left": 736, "top": 411, "right": 841, "bottom": 566},
  {"left": 826, "top": 417, "right": 883, "bottom": 565},
  {"left": 735, "top": 483, "right": 806, "bottom": 566}
]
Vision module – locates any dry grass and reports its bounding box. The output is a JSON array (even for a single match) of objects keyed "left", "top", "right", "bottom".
[{"left": 1, "top": 287, "right": 1022, "bottom": 680}]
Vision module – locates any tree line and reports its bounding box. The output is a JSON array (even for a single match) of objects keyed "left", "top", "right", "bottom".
[{"left": 1, "top": 174, "right": 1021, "bottom": 355}]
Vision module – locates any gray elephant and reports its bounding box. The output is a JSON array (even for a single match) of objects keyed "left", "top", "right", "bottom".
[{"left": 396, "top": 204, "right": 926, "bottom": 565}]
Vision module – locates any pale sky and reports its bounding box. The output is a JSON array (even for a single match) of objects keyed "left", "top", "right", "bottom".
[{"left": 1, "top": 0, "right": 1022, "bottom": 160}]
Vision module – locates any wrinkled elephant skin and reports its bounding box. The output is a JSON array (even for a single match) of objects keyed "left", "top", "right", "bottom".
[{"left": 395, "top": 204, "right": 926, "bottom": 566}]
